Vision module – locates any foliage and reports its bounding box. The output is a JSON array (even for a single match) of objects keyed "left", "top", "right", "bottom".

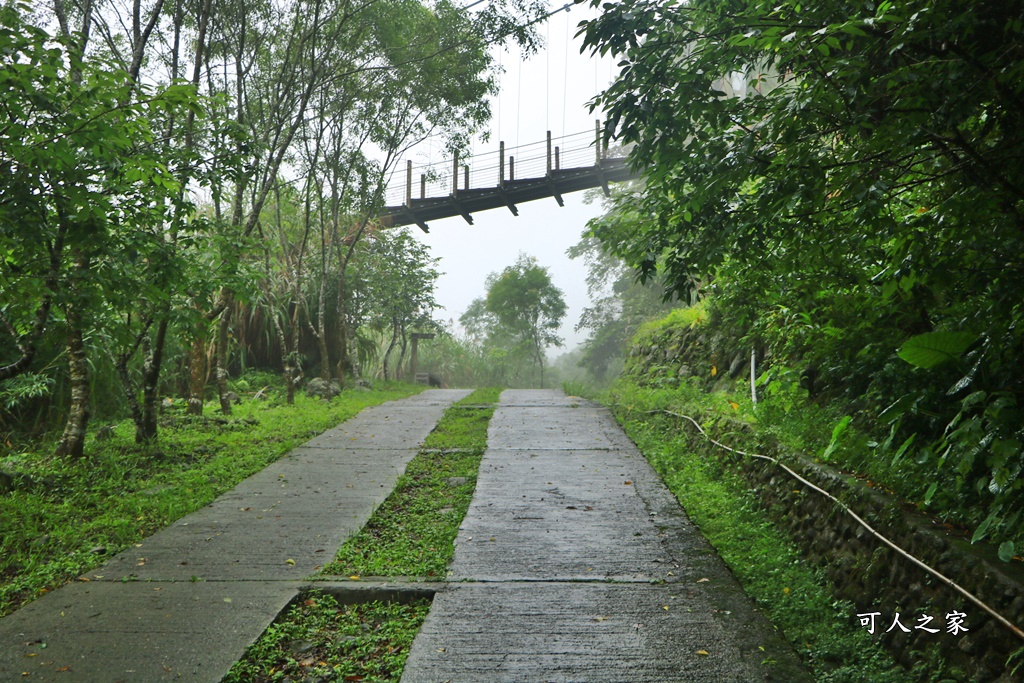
[
  {"left": 224, "top": 592, "right": 430, "bottom": 683},
  {"left": 322, "top": 387, "right": 500, "bottom": 577},
  {"left": 578, "top": 0, "right": 1024, "bottom": 552},
  {"left": 460, "top": 254, "right": 567, "bottom": 388},
  {"left": 567, "top": 229, "right": 675, "bottom": 383},
  {"left": 0, "top": 378, "right": 422, "bottom": 617}
]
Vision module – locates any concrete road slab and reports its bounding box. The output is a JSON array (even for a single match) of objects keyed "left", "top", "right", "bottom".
[
  {"left": 401, "top": 582, "right": 806, "bottom": 683},
  {"left": 402, "top": 390, "right": 811, "bottom": 682},
  {"left": 0, "top": 389, "right": 470, "bottom": 683},
  {"left": 0, "top": 580, "right": 300, "bottom": 683}
]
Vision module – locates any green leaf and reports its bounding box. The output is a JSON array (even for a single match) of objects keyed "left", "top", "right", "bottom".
[
  {"left": 923, "top": 482, "right": 938, "bottom": 505},
  {"left": 998, "top": 540, "right": 1015, "bottom": 562},
  {"left": 971, "top": 510, "right": 998, "bottom": 544},
  {"left": 822, "top": 415, "right": 852, "bottom": 461},
  {"left": 897, "top": 332, "right": 977, "bottom": 369}
]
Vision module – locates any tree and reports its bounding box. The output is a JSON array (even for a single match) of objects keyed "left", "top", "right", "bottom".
[
  {"left": 578, "top": 0, "right": 1024, "bottom": 543},
  {"left": 462, "top": 254, "right": 567, "bottom": 388},
  {"left": 0, "top": 5, "right": 199, "bottom": 455}
]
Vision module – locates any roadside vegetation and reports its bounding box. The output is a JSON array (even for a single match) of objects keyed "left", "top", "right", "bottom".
[
  {"left": 321, "top": 387, "right": 501, "bottom": 578},
  {"left": 605, "top": 378, "right": 920, "bottom": 683},
  {"left": 0, "top": 377, "right": 421, "bottom": 618}
]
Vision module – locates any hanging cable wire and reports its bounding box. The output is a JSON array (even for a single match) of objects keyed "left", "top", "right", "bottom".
[{"left": 562, "top": 4, "right": 570, "bottom": 136}]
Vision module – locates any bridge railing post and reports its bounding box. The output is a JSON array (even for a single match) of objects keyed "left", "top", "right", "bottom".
[
  {"left": 499, "top": 141, "right": 505, "bottom": 187},
  {"left": 452, "top": 151, "right": 458, "bottom": 196},
  {"left": 510, "top": 156, "right": 515, "bottom": 181},
  {"left": 595, "top": 119, "right": 602, "bottom": 167},
  {"left": 546, "top": 131, "right": 552, "bottom": 176},
  {"left": 463, "top": 164, "right": 469, "bottom": 191},
  {"left": 405, "top": 160, "right": 412, "bottom": 207},
  {"left": 555, "top": 146, "right": 560, "bottom": 170}
]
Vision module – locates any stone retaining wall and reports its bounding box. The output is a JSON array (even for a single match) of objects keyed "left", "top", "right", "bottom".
[{"left": 686, "top": 416, "right": 1024, "bottom": 681}]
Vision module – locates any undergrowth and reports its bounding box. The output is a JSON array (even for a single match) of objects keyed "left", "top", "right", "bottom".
[
  {"left": 0, "top": 379, "right": 422, "bottom": 617},
  {"left": 223, "top": 592, "right": 430, "bottom": 683},
  {"left": 321, "top": 387, "right": 501, "bottom": 578}
]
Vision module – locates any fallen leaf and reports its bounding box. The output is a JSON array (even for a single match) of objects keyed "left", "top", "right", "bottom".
[
  {"left": 711, "top": 365, "right": 718, "bottom": 377},
  {"left": 348, "top": 575, "right": 360, "bottom": 580},
  {"left": 223, "top": 598, "right": 232, "bottom": 603},
  {"left": 593, "top": 616, "right": 610, "bottom": 622},
  {"left": 783, "top": 587, "right": 790, "bottom": 595},
  {"left": 77, "top": 577, "right": 90, "bottom": 582},
  {"left": 696, "top": 578, "right": 709, "bottom": 583},
  {"left": 624, "top": 481, "right": 633, "bottom": 486},
  {"left": 663, "top": 605, "right": 669, "bottom": 610},
  {"left": 56, "top": 666, "right": 70, "bottom": 672},
  {"left": 697, "top": 649, "right": 710, "bottom": 656},
  {"left": 304, "top": 599, "right": 318, "bottom": 607},
  {"left": 162, "top": 666, "right": 172, "bottom": 672},
  {"left": 25, "top": 654, "right": 37, "bottom": 658},
  {"left": 729, "top": 401, "right": 739, "bottom": 410},
  {"left": 285, "top": 559, "right": 295, "bottom": 565},
  {"left": 436, "top": 647, "right": 446, "bottom": 653}
]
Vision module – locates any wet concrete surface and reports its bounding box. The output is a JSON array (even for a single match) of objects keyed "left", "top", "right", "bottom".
[
  {"left": 0, "top": 389, "right": 469, "bottom": 683},
  {"left": 401, "top": 390, "right": 811, "bottom": 682}
]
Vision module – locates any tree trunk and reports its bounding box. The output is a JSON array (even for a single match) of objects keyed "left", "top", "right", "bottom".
[
  {"left": 139, "top": 321, "right": 167, "bottom": 441},
  {"left": 215, "top": 305, "right": 232, "bottom": 415},
  {"left": 382, "top": 318, "right": 399, "bottom": 381},
  {"left": 56, "top": 257, "right": 91, "bottom": 457},
  {"left": 186, "top": 331, "right": 206, "bottom": 415},
  {"left": 335, "top": 273, "right": 349, "bottom": 387}
]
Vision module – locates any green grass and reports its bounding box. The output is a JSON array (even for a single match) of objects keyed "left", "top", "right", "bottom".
[
  {"left": 321, "top": 387, "right": 501, "bottom": 578},
  {"left": 0, "top": 381, "right": 423, "bottom": 617},
  {"left": 607, "top": 380, "right": 920, "bottom": 683},
  {"left": 223, "top": 592, "right": 430, "bottom": 683}
]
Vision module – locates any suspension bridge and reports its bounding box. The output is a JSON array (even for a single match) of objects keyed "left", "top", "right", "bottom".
[{"left": 381, "top": 122, "right": 637, "bottom": 232}]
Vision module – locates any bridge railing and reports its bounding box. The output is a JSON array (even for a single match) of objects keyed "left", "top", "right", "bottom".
[{"left": 384, "top": 125, "right": 613, "bottom": 207}]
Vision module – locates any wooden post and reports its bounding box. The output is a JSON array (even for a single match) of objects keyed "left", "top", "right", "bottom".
[
  {"left": 405, "top": 160, "right": 412, "bottom": 206},
  {"left": 420, "top": 174, "right": 425, "bottom": 199},
  {"left": 499, "top": 141, "right": 505, "bottom": 186},
  {"left": 463, "top": 164, "right": 469, "bottom": 191},
  {"left": 409, "top": 336, "right": 419, "bottom": 382},
  {"left": 546, "top": 131, "right": 552, "bottom": 175},
  {"left": 555, "top": 146, "right": 560, "bottom": 170},
  {"left": 510, "top": 156, "right": 515, "bottom": 181}
]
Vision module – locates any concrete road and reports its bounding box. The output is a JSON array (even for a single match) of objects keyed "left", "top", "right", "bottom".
[{"left": 400, "top": 390, "right": 811, "bottom": 682}]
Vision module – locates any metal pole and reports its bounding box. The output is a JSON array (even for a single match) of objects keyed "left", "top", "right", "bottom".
[
  {"left": 546, "top": 131, "right": 552, "bottom": 175},
  {"left": 499, "top": 141, "right": 505, "bottom": 186},
  {"left": 452, "top": 151, "right": 458, "bottom": 196},
  {"left": 509, "top": 156, "right": 515, "bottom": 181},
  {"left": 420, "top": 174, "right": 425, "bottom": 199},
  {"left": 595, "top": 119, "right": 601, "bottom": 166},
  {"left": 555, "top": 146, "right": 560, "bottom": 170},
  {"left": 405, "top": 160, "right": 412, "bottom": 206},
  {"left": 463, "top": 164, "right": 469, "bottom": 191}
]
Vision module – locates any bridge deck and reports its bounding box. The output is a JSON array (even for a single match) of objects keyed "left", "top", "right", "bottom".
[{"left": 382, "top": 158, "right": 636, "bottom": 231}]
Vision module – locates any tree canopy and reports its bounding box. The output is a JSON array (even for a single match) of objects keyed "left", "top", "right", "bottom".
[
  {"left": 461, "top": 254, "right": 567, "bottom": 388},
  {"left": 579, "top": 0, "right": 1024, "bottom": 546}
]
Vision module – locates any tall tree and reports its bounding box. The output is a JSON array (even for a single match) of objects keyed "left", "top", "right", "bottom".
[{"left": 463, "top": 254, "right": 567, "bottom": 388}]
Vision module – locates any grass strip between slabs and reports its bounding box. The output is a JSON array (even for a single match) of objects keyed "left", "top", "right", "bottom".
[
  {"left": 319, "top": 386, "right": 501, "bottom": 579},
  {"left": 224, "top": 388, "right": 500, "bottom": 682},
  {"left": 222, "top": 592, "right": 431, "bottom": 683}
]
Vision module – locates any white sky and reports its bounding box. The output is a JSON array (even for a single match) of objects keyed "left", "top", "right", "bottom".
[{"left": 408, "top": 1, "right": 618, "bottom": 351}]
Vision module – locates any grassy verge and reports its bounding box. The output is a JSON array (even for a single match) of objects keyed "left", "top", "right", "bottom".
[
  {"left": 321, "top": 387, "right": 501, "bottom": 578},
  {"left": 607, "top": 380, "right": 919, "bottom": 683},
  {"left": 0, "top": 380, "right": 422, "bottom": 617},
  {"left": 222, "top": 592, "right": 430, "bottom": 683}
]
